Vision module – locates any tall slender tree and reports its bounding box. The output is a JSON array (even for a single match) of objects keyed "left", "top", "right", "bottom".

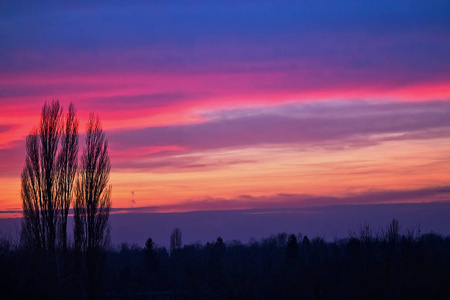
[
  {"left": 21, "top": 133, "right": 45, "bottom": 251},
  {"left": 21, "top": 101, "right": 78, "bottom": 252},
  {"left": 56, "top": 103, "right": 79, "bottom": 251},
  {"left": 74, "top": 114, "right": 111, "bottom": 299},
  {"left": 21, "top": 101, "right": 63, "bottom": 252}
]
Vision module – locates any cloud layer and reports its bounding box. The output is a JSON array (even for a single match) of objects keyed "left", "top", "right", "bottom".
[
  {"left": 109, "top": 101, "right": 450, "bottom": 155},
  {"left": 1, "top": 1, "right": 450, "bottom": 215}
]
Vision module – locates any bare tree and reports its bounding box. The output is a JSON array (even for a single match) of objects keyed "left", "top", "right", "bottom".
[
  {"left": 170, "top": 228, "right": 182, "bottom": 253},
  {"left": 21, "top": 101, "right": 79, "bottom": 253},
  {"left": 21, "top": 101, "right": 63, "bottom": 252},
  {"left": 74, "top": 114, "right": 111, "bottom": 299},
  {"left": 20, "top": 101, "right": 79, "bottom": 298},
  {"left": 56, "top": 103, "right": 79, "bottom": 251},
  {"left": 21, "top": 133, "right": 44, "bottom": 251}
]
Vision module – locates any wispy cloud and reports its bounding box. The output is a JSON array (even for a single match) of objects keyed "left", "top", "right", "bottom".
[
  {"left": 109, "top": 101, "right": 450, "bottom": 158},
  {"left": 109, "top": 185, "right": 450, "bottom": 213}
]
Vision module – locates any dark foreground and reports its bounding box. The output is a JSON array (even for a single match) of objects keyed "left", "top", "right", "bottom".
[{"left": 1, "top": 220, "right": 450, "bottom": 300}]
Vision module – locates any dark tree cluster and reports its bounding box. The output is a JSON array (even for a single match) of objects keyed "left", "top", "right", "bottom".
[
  {"left": 3, "top": 220, "right": 450, "bottom": 299},
  {"left": 17, "top": 101, "right": 111, "bottom": 300}
]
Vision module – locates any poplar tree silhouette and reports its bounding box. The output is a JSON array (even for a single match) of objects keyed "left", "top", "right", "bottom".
[
  {"left": 74, "top": 114, "right": 111, "bottom": 299},
  {"left": 56, "top": 103, "right": 78, "bottom": 251},
  {"left": 21, "top": 101, "right": 78, "bottom": 252}
]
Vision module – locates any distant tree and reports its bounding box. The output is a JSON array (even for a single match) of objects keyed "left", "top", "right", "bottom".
[
  {"left": 285, "top": 234, "right": 298, "bottom": 261},
  {"left": 386, "top": 218, "right": 400, "bottom": 244},
  {"left": 145, "top": 238, "right": 155, "bottom": 253},
  {"left": 145, "top": 238, "right": 158, "bottom": 270},
  {"left": 383, "top": 218, "right": 400, "bottom": 297},
  {"left": 74, "top": 114, "right": 111, "bottom": 299},
  {"left": 216, "top": 237, "right": 224, "bottom": 247},
  {"left": 170, "top": 228, "right": 182, "bottom": 252},
  {"left": 21, "top": 101, "right": 78, "bottom": 252}
]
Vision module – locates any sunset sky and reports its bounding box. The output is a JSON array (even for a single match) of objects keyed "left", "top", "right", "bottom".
[{"left": 1, "top": 1, "right": 450, "bottom": 242}]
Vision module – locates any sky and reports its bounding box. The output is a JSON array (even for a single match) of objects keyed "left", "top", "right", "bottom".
[{"left": 1, "top": 0, "right": 450, "bottom": 244}]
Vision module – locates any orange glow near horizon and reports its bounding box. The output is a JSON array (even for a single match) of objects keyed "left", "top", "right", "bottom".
[
  {"left": 3, "top": 130, "right": 450, "bottom": 214},
  {"left": 2, "top": 76, "right": 450, "bottom": 215},
  {"left": 94, "top": 137, "right": 450, "bottom": 211}
]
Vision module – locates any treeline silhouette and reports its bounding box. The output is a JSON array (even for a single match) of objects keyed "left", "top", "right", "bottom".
[{"left": 2, "top": 219, "right": 450, "bottom": 299}]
